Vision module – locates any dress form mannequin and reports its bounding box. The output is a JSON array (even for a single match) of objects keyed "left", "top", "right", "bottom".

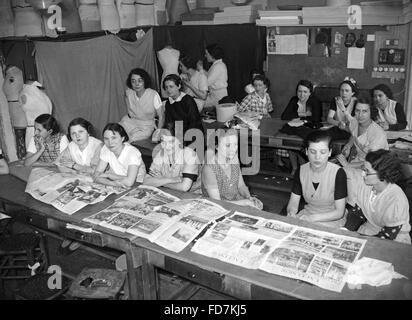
[
  {"left": 157, "top": 46, "right": 180, "bottom": 98},
  {"left": 135, "top": 0, "right": 155, "bottom": 26},
  {"left": 12, "top": 0, "right": 43, "bottom": 37},
  {"left": 2, "top": 66, "right": 27, "bottom": 159},
  {"left": 0, "top": 0, "right": 15, "bottom": 38},
  {"left": 20, "top": 81, "right": 53, "bottom": 149}
]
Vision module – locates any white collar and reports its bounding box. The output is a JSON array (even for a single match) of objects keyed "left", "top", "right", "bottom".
[
  {"left": 212, "top": 59, "right": 222, "bottom": 66},
  {"left": 168, "top": 92, "right": 186, "bottom": 104}
]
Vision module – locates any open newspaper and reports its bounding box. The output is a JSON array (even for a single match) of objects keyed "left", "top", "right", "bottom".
[
  {"left": 191, "top": 212, "right": 367, "bottom": 293},
  {"left": 84, "top": 185, "right": 230, "bottom": 252},
  {"left": 25, "top": 167, "right": 125, "bottom": 215}
]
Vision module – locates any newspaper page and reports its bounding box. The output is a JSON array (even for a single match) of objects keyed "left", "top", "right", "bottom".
[
  {"left": 152, "top": 199, "right": 230, "bottom": 252},
  {"left": 192, "top": 212, "right": 367, "bottom": 292},
  {"left": 259, "top": 227, "right": 366, "bottom": 292},
  {"left": 25, "top": 167, "right": 125, "bottom": 215},
  {"left": 84, "top": 185, "right": 180, "bottom": 234},
  {"left": 191, "top": 212, "right": 296, "bottom": 269}
]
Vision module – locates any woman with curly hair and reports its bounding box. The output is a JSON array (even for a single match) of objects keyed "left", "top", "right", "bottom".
[
  {"left": 343, "top": 149, "right": 411, "bottom": 244},
  {"left": 372, "top": 83, "right": 407, "bottom": 131}
]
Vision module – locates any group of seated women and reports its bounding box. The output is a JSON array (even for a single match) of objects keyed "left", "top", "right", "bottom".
[{"left": 286, "top": 130, "right": 410, "bottom": 244}]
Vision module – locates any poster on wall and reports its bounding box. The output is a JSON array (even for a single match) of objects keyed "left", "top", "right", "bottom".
[{"left": 267, "top": 28, "right": 308, "bottom": 55}]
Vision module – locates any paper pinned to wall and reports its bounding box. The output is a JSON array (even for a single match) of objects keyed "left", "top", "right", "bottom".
[
  {"left": 268, "top": 34, "right": 308, "bottom": 55},
  {"left": 347, "top": 47, "right": 365, "bottom": 69}
]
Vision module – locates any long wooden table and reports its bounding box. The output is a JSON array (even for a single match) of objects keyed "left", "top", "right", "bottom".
[{"left": 1, "top": 174, "right": 412, "bottom": 300}]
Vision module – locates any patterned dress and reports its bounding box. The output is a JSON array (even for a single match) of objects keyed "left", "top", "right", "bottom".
[{"left": 202, "top": 161, "right": 242, "bottom": 201}]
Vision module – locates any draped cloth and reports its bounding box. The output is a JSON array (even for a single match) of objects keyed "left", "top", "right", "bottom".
[{"left": 34, "top": 29, "right": 159, "bottom": 138}]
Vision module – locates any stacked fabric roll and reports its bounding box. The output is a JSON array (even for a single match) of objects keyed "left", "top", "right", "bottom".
[
  {"left": 135, "top": 0, "right": 155, "bottom": 26},
  {"left": 79, "top": 0, "right": 101, "bottom": 32},
  {"left": 12, "top": 0, "right": 43, "bottom": 37},
  {"left": 60, "top": 0, "right": 82, "bottom": 33},
  {"left": 0, "top": 0, "right": 15, "bottom": 38},
  {"left": 117, "top": 0, "right": 136, "bottom": 29},
  {"left": 98, "top": 0, "right": 120, "bottom": 32}
]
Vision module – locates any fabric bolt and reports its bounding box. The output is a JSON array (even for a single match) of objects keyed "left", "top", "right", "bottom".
[
  {"left": 98, "top": 0, "right": 120, "bottom": 33},
  {"left": 34, "top": 30, "right": 158, "bottom": 139},
  {"left": 100, "top": 143, "right": 146, "bottom": 183},
  {"left": 78, "top": 2, "right": 102, "bottom": 32},
  {"left": 27, "top": 133, "right": 69, "bottom": 163},
  {"left": 238, "top": 91, "right": 273, "bottom": 116},
  {"left": 205, "top": 59, "right": 228, "bottom": 108}
]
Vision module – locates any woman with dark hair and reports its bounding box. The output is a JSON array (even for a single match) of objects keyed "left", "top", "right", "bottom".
[
  {"left": 119, "top": 68, "right": 164, "bottom": 142},
  {"left": 204, "top": 44, "right": 228, "bottom": 108},
  {"left": 24, "top": 114, "right": 69, "bottom": 167},
  {"left": 372, "top": 83, "right": 407, "bottom": 131},
  {"left": 327, "top": 78, "right": 358, "bottom": 130},
  {"left": 93, "top": 123, "right": 146, "bottom": 188},
  {"left": 287, "top": 130, "right": 347, "bottom": 227},
  {"left": 337, "top": 96, "right": 388, "bottom": 169},
  {"left": 202, "top": 129, "right": 262, "bottom": 209},
  {"left": 179, "top": 56, "right": 208, "bottom": 112},
  {"left": 55, "top": 118, "right": 102, "bottom": 174},
  {"left": 343, "top": 150, "right": 410, "bottom": 244},
  {"left": 281, "top": 79, "right": 322, "bottom": 122},
  {"left": 144, "top": 129, "right": 201, "bottom": 192},
  {"left": 280, "top": 79, "right": 322, "bottom": 175},
  {"left": 162, "top": 74, "right": 203, "bottom": 146},
  {"left": 238, "top": 74, "right": 273, "bottom": 117}
]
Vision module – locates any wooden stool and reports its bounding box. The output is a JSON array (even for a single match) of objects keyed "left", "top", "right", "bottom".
[
  {"left": 68, "top": 268, "right": 126, "bottom": 300},
  {"left": 0, "top": 231, "right": 49, "bottom": 286}
]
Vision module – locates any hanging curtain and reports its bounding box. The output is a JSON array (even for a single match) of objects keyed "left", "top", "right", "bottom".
[{"left": 34, "top": 29, "right": 159, "bottom": 138}]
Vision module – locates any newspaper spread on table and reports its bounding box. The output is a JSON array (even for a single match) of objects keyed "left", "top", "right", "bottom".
[
  {"left": 25, "top": 167, "right": 125, "bottom": 215},
  {"left": 84, "top": 185, "right": 230, "bottom": 252},
  {"left": 191, "top": 212, "right": 367, "bottom": 293}
]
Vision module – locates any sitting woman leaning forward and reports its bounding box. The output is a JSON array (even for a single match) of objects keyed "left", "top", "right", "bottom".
[
  {"left": 143, "top": 129, "right": 201, "bottom": 192},
  {"left": 287, "top": 130, "right": 347, "bottom": 228},
  {"left": 201, "top": 129, "right": 262, "bottom": 210},
  {"left": 93, "top": 123, "right": 146, "bottom": 188},
  {"left": 55, "top": 117, "right": 102, "bottom": 174}
]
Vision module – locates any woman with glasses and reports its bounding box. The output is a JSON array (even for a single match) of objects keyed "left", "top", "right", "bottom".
[
  {"left": 143, "top": 129, "right": 201, "bottom": 192},
  {"left": 343, "top": 149, "right": 410, "bottom": 244},
  {"left": 337, "top": 96, "right": 388, "bottom": 169},
  {"left": 287, "top": 130, "right": 347, "bottom": 227}
]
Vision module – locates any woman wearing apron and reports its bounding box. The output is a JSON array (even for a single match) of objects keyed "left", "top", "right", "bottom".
[{"left": 119, "top": 68, "right": 164, "bottom": 142}]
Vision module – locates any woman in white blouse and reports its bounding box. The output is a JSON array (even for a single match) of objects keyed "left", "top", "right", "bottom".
[
  {"left": 93, "top": 123, "right": 146, "bottom": 188},
  {"left": 56, "top": 118, "right": 102, "bottom": 174},
  {"left": 204, "top": 44, "right": 228, "bottom": 108}
]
